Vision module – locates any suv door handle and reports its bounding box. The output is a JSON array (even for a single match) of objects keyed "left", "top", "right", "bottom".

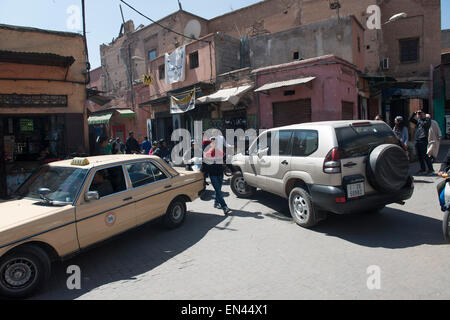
[
  {"left": 164, "top": 185, "right": 172, "bottom": 189},
  {"left": 343, "top": 162, "right": 357, "bottom": 168},
  {"left": 281, "top": 160, "right": 289, "bottom": 166},
  {"left": 123, "top": 197, "right": 133, "bottom": 201}
]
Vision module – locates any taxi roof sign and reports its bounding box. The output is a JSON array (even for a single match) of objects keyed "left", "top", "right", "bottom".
[{"left": 71, "top": 158, "right": 90, "bottom": 166}]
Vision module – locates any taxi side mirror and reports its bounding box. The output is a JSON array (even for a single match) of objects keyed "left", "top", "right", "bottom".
[{"left": 85, "top": 191, "right": 100, "bottom": 202}]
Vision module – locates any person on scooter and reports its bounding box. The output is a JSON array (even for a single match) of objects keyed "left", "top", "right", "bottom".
[
  {"left": 154, "top": 139, "right": 171, "bottom": 162},
  {"left": 183, "top": 140, "right": 202, "bottom": 171},
  {"left": 437, "top": 148, "right": 450, "bottom": 206}
]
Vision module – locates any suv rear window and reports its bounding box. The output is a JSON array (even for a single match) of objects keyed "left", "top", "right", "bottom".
[{"left": 335, "top": 123, "right": 399, "bottom": 158}]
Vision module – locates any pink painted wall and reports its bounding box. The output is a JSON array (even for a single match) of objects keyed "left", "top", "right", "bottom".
[
  {"left": 253, "top": 55, "right": 359, "bottom": 129},
  {"left": 148, "top": 33, "right": 216, "bottom": 98}
]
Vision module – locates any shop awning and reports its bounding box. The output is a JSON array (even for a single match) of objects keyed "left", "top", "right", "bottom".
[
  {"left": 116, "top": 109, "right": 136, "bottom": 118},
  {"left": 88, "top": 113, "right": 113, "bottom": 125},
  {"left": 196, "top": 85, "right": 253, "bottom": 105},
  {"left": 255, "top": 77, "right": 316, "bottom": 92}
]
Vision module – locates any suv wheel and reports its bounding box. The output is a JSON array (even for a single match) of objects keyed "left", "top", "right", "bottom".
[
  {"left": 231, "top": 173, "right": 256, "bottom": 198},
  {"left": 0, "top": 245, "right": 51, "bottom": 299},
  {"left": 289, "top": 187, "right": 318, "bottom": 228}
]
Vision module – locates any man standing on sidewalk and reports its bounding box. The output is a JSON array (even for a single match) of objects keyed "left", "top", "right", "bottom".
[
  {"left": 426, "top": 114, "right": 442, "bottom": 163},
  {"left": 410, "top": 110, "right": 433, "bottom": 175}
]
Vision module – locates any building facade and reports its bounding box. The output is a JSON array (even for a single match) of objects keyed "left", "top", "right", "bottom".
[{"left": 0, "top": 24, "right": 88, "bottom": 198}]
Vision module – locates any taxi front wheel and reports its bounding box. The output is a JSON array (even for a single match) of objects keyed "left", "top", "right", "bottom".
[
  {"left": 0, "top": 245, "right": 51, "bottom": 299},
  {"left": 163, "top": 199, "right": 187, "bottom": 229}
]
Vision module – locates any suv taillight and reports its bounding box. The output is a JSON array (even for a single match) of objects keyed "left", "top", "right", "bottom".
[{"left": 323, "top": 147, "right": 341, "bottom": 174}]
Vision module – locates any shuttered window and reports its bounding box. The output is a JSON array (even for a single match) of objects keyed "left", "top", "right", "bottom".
[{"left": 272, "top": 99, "right": 311, "bottom": 127}]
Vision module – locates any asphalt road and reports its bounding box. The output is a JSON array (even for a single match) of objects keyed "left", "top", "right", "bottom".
[{"left": 33, "top": 147, "right": 450, "bottom": 300}]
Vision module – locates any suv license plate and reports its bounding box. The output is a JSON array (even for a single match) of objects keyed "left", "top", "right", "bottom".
[{"left": 347, "top": 182, "right": 365, "bottom": 199}]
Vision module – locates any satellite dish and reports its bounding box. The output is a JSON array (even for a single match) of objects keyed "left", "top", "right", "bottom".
[{"left": 184, "top": 19, "right": 201, "bottom": 40}]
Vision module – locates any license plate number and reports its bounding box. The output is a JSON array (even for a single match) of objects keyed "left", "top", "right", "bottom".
[{"left": 347, "top": 182, "right": 365, "bottom": 199}]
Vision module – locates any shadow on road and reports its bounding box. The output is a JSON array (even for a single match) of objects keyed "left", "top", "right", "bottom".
[
  {"left": 199, "top": 189, "right": 231, "bottom": 201},
  {"left": 313, "top": 207, "right": 445, "bottom": 248},
  {"left": 33, "top": 211, "right": 231, "bottom": 300},
  {"left": 246, "top": 190, "right": 445, "bottom": 248}
]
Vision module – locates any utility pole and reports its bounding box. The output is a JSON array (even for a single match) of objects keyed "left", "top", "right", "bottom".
[{"left": 120, "top": 4, "right": 136, "bottom": 111}]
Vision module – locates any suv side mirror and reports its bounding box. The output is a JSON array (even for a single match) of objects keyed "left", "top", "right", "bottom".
[
  {"left": 85, "top": 191, "right": 100, "bottom": 202},
  {"left": 257, "top": 147, "right": 269, "bottom": 158}
]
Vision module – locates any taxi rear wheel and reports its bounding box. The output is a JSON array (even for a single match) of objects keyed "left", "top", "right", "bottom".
[
  {"left": 163, "top": 199, "right": 187, "bottom": 229},
  {"left": 0, "top": 246, "right": 51, "bottom": 299}
]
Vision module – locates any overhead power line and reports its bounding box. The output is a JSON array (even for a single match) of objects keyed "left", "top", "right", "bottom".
[{"left": 119, "top": 0, "right": 211, "bottom": 44}]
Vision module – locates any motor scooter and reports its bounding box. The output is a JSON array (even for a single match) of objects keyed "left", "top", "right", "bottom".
[{"left": 439, "top": 170, "right": 450, "bottom": 243}]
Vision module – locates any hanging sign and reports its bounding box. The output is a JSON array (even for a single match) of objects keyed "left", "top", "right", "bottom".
[
  {"left": 165, "top": 46, "right": 186, "bottom": 84},
  {"left": 170, "top": 89, "right": 196, "bottom": 114}
]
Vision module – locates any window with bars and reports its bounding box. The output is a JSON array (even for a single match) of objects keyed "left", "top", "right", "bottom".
[
  {"left": 399, "top": 38, "right": 419, "bottom": 63},
  {"left": 189, "top": 51, "right": 199, "bottom": 69},
  {"left": 158, "top": 64, "right": 165, "bottom": 80}
]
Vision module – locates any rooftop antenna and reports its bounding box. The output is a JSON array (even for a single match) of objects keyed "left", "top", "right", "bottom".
[{"left": 328, "top": 0, "right": 341, "bottom": 21}]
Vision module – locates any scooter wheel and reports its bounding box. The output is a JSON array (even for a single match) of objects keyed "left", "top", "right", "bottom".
[{"left": 443, "top": 210, "right": 450, "bottom": 244}]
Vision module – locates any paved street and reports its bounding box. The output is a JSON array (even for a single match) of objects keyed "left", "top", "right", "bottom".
[{"left": 33, "top": 149, "right": 450, "bottom": 300}]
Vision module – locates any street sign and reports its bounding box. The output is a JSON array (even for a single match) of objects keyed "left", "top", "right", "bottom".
[{"left": 143, "top": 74, "right": 152, "bottom": 85}]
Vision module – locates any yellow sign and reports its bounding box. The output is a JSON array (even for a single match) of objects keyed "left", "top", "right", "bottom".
[
  {"left": 143, "top": 74, "right": 152, "bottom": 85},
  {"left": 71, "top": 158, "right": 90, "bottom": 166}
]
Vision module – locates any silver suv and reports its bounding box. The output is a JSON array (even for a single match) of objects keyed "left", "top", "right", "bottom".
[{"left": 231, "top": 121, "right": 414, "bottom": 228}]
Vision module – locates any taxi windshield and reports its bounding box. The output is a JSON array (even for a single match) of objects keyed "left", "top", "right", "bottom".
[{"left": 16, "top": 165, "right": 88, "bottom": 204}]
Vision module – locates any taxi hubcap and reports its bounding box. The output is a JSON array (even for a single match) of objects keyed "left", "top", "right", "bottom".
[
  {"left": 172, "top": 204, "right": 183, "bottom": 221},
  {"left": 1, "top": 258, "right": 36, "bottom": 289}
]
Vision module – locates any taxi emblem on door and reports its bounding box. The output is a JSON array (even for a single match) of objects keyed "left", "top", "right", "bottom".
[{"left": 105, "top": 213, "right": 116, "bottom": 226}]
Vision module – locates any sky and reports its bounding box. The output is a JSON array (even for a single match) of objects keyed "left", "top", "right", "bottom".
[{"left": 1, "top": 0, "right": 449, "bottom": 69}]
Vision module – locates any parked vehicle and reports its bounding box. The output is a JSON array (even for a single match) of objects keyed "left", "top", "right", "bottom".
[
  {"left": 231, "top": 121, "right": 414, "bottom": 228},
  {"left": 0, "top": 155, "right": 204, "bottom": 298}
]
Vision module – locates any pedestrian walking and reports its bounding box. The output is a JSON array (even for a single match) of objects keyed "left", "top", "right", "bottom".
[
  {"left": 93, "top": 135, "right": 109, "bottom": 156},
  {"left": 111, "top": 138, "right": 120, "bottom": 154},
  {"left": 141, "top": 136, "right": 151, "bottom": 155},
  {"left": 154, "top": 139, "right": 171, "bottom": 161},
  {"left": 393, "top": 116, "right": 409, "bottom": 151},
  {"left": 125, "top": 131, "right": 141, "bottom": 154},
  {"left": 426, "top": 114, "right": 442, "bottom": 163},
  {"left": 105, "top": 139, "right": 113, "bottom": 155},
  {"left": 116, "top": 138, "right": 125, "bottom": 154},
  {"left": 410, "top": 110, "right": 434, "bottom": 175},
  {"left": 201, "top": 140, "right": 231, "bottom": 215},
  {"left": 149, "top": 141, "right": 159, "bottom": 155},
  {"left": 375, "top": 114, "right": 384, "bottom": 122}
]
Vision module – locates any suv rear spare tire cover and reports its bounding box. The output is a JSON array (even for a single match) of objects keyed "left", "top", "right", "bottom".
[{"left": 366, "top": 144, "right": 409, "bottom": 193}]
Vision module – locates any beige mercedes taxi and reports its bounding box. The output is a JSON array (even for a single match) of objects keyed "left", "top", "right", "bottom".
[{"left": 0, "top": 155, "right": 204, "bottom": 298}]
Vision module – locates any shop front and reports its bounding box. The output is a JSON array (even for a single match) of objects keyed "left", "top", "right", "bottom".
[
  {"left": 1, "top": 113, "right": 85, "bottom": 197},
  {"left": 87, "top": 108, "right": 137, "bottom": 150}
]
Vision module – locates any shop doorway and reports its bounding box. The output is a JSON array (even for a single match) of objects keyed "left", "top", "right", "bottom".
[{"left": 342, "top": 101, "right": 355, "bottom": 120}]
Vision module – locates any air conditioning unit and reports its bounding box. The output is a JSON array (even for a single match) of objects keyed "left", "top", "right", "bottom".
[{"left": 381, "top": 58, "right": 389, "bottom": 70}]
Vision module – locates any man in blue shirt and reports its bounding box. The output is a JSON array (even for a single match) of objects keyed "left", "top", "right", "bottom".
[{"left": 141, "top": 136, "right": 151, "bottom": 155}]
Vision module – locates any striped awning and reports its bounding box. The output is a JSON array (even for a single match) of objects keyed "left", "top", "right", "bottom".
[
  {"left": 116, "top": 109, "right": 136, "bottom": 118},
  {"left": 87, "top": 112, "right": 113, "bottom": 125},
  {"left": 255, "top": 77, "right": 316, "bottom": 92},
  {"left": 196, "top": 85, "right": 253, "bottom": 105}
]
